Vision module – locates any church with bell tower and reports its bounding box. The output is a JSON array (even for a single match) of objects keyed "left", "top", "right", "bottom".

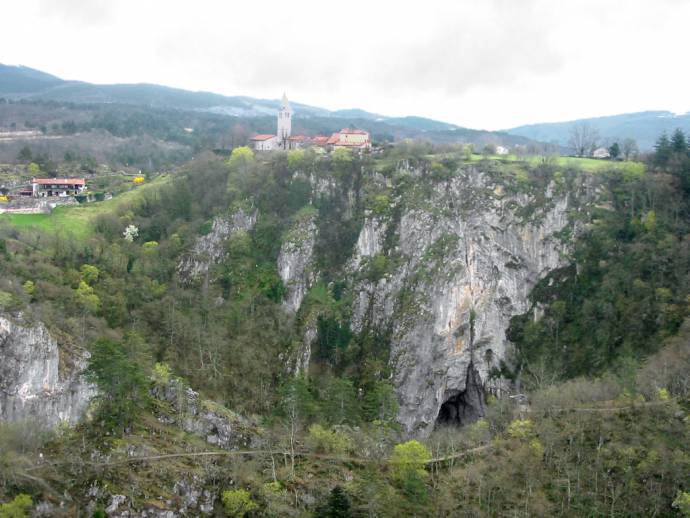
[{"left": 249, "top": 92, "right": 371, "bottom": 152}]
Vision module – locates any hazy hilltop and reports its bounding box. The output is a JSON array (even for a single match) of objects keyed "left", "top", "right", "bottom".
[
  {"left": 5, "top": 65, "right": 690, "bottom": 153},
  {"left": 0, "top": 64, "right": 456, "bottom": 132},
  {"left": 505, "top": 110, "right": 690, "bottom": 150},
  {"left": 0, "top": 64, "right": 63, "bottom": 94},
  {"left": 0, "top": 64, "right": 537, "bottom": 149}
]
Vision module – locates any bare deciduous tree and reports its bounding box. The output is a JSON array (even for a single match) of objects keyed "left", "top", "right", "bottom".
[
  {"left": 568, "top": 122, "right": 599, "bottom": 156},
  {"left": 621, "top": 138, "right": 639, "bottom": 160}
]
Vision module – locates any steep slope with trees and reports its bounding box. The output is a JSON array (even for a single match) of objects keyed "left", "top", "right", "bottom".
[{"left": 0, "top": 140, "right": 688, "bottom": 516}]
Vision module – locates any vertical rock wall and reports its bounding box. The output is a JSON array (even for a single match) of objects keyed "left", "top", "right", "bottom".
[
  {"left": 347, "top": 169, "right": 585, "bottom": 436},
  {"left": 277, "top": 211, "right": 317, "bottom": 315},
  {"left": 177, "top": 208, "right": 257, "bottom": 281},
  {"left": 0, "top": 314, "right": 95, "bottom": 426}
]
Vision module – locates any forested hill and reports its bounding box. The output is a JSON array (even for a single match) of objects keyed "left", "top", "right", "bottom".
[
  {"left": 0, "top": 64, "right": 454, "bottom": 130},
  {"left": 0, "top": 64, "right": 536, "bottom": 149},
  {"left": 505, "top": 110, "right": 690, "bottom": 150}
]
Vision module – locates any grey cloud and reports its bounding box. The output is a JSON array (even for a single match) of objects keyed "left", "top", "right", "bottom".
[
  {"left": 363, "top": 9, "right": 562, "bottom": 95},
  {"left": 36, "top": 0, "right": 112, "bottom": 26},
  {"left": 149, "top": 0, "right": 563, "bottom": 101}
]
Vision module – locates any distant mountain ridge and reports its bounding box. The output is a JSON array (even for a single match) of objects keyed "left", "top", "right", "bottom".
[
  {"left": 0, "top": 64, "right": 63, "bottom": 94},
  {"left": 0, "top": 64, "right": 461, "bottom": 133},
  {"left": 505, "top": 111, "right": 690, "bottom": 150}
]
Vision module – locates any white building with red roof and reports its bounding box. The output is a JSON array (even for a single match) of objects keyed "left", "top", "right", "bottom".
[
  {"left": 249, "top": 134, "right": 279, "bottom": 151},
  {"left": 330, "top": 128, "right": 371, "bottom": 149},
  {"left": 32, "top": 178, "right": 86, "bottom": 198}
]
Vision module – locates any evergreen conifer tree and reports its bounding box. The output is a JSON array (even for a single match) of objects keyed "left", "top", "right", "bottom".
[
  {"left": 670, "top": 128, "right": 688, "bottom": 154},
  {"left": 315, "top": 486, "right": 352, "bottom": 518},
  {"left": 654, "top": 132, "right": 672, "bottom": 164}
]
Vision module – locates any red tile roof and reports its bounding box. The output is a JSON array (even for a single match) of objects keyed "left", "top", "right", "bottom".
[
  {"left": 311, "top": 136, "right": 330, "bottom": 145},
  {"left": 288, "top": 135, "right": 309, "bottom": 141},
  {"left": 326, "top": 133, "right": 341, "bottom": 145},
  {"left": 250, "top": 134, "right": 277, "bottom": 141},
  {"left": 340, "top": 128, "right": 368, "bottom": 135},
  {"left": 33, "top": 178, "right": 86, "bottom": 185}
]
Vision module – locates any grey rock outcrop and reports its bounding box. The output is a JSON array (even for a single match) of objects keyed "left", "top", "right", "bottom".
[
  {"left": 0, "top": 313, "right": 95, "bottom": 426},
  {"left": 350, "top": 215, "right": 385, "bottom": 266},
  {"left": 349, "top": 169, "right": 587, "bottom": 436},
  {"left": 277, "top": 210, "right": 317, "bottom": 314},
  {"left": 89, "top": 478, "right": 216, "bottom": 517},
  {"left": 177, "top": 208, "right": 257, "bottom": 281},
  {"left": 152, "top": 378, "right": 259, "bottom": 450}
]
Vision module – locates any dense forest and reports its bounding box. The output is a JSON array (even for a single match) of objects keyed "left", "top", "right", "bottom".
[
  {"left": 509, "top": 128, "right": 690, "bottom": 384},
  {"left": 0, "top": 135, "right": 689, "bottom": 516}
]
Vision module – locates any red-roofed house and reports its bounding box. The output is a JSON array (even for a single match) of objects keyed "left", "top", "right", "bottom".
[
  {"left": 330, "top": 128, "right": 371, "bottom": 149},
  {"left": 32, "top": 178, "right": 86, "bottom": 198},
  {"left": 310, "top": 136, "right": 330, "bottom": 146},
  {"left": 249, "top": 134, "right": 279, "bottom": 151}
]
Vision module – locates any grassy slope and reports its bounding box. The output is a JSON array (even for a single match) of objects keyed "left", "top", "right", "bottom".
[
  {"left": 1, "top": 176, "right": 169, "bottom": 239},
  {"left": 469, "top": 153, "right": 645, "bottom": 174}
]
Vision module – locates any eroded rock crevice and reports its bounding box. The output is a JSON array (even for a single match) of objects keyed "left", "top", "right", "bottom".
[{"left": 436, "top": 363, "right": 486, "bottom": 427}]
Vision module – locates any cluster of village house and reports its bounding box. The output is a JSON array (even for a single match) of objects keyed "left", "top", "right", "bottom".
[
  {"left": 0, "top": 177, "right": 87, "bottom": 213},
  {"left": 14, "top": 178, "right": 87, "bottom": 198},
  {"left": 249, "top": 94, "right": 372, "bottom": 152}
]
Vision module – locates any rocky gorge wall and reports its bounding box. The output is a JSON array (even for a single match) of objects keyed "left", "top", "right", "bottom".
[
  {"left": 278, "top": 165, "right": 593, "bottom": 437},
  {"left": 348, "top": 169, "right": 584, "bottom": 436},
  {"left": 0, "top": 313, "right": 95, "bottom": 426},
  {"left": 177, "top": 208, "right": 257, "bottom": 282},
  {"left": 0, "top": 162, "right": 591, "bottom": 443}
]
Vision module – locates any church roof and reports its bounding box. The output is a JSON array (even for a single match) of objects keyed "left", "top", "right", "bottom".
[
  {"left": 340, "top": 128, "right": 368, "bottom": 135},
  {"left": 250, "top": 134, "right": 277, "bottom": 141}
]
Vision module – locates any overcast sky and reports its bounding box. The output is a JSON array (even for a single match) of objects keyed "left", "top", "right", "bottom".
[{"left": 2, "top": 0, "right": 689, "bottom": 130}]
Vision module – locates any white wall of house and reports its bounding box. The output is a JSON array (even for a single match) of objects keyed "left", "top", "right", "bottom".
[{"left": 252, "top": 136, "right": 279, "bottom": 151}]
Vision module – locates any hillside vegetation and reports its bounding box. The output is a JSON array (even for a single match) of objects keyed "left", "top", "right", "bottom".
[{"left": 0, "top": 139, "right": 688, "bottom": 516}]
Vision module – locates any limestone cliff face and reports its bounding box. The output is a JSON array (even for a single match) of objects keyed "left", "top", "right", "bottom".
[
  {"left": 0, "top": 313, "right": 95, "bottom": 426},
  {"left": 277, "top": 210, "right": 317, "bottom": 315},
  {"left": 346, "top": 168, "right": 587, "bottom": 436},
  {"left": 276, "top": 210, "right": 319, "bottom": 376},
  {"left": 177, "top": 208, "right": 257, "bottom": 281}
]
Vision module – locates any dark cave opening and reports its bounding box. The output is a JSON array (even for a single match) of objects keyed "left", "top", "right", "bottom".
[{"left": 436, "top": 363, "right": 486, "bottom": 427}]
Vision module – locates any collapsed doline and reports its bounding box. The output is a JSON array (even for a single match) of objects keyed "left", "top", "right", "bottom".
[
  {"left": 2, "top": 162, "right": 594, "bottom": 440},
  {"left": 278, "top": 165, "right": 592, "bottom": 436}
]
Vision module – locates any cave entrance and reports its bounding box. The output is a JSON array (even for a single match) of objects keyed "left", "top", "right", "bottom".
[{"left": 436, "top": 363, "right": 486, "bottom": 427}]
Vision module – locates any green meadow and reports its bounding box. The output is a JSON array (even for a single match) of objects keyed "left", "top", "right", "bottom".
[
  {"left": 469, "top": 153, "right": 645, "bottom": 175},
  {"left": 0, "top": 176, "right": 169, "bottom": 240}
]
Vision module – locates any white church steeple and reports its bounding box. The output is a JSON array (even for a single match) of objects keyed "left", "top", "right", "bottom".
[{"left": 277, "top": 92, "right": 292, "bottom": 147}]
